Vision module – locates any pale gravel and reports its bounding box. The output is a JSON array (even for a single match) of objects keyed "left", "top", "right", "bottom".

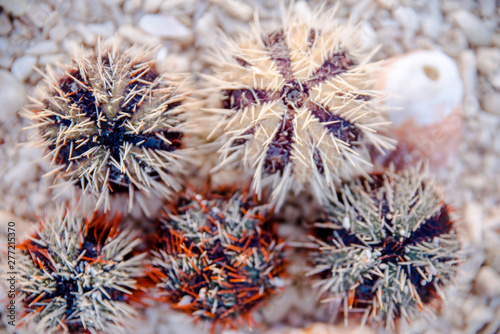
[{"left": 0, "top": 0, "right": 499, "bottom": 333}]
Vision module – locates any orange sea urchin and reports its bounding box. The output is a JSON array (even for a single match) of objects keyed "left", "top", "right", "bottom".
[
  {"left": 17, "top": 207, "right": 147, "bottom": 334},
  {"left": 149, "top": 187, "right": 286, "bottom": 332}
]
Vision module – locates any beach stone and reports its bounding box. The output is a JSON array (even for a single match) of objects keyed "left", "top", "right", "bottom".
[
  {"left": 0, "top": 69, "right": 26, "bottom": 121},
  {"left": 451, "top": 9, "right": 493, "bottom": 47},
  {"left": 393, "top": 6, "right": 419, "bottom": 31},
  {"left": 476, "top": 47, "right": 500, "bottom": 75},
  {"left": 25, "top": 40, "right": 59, "bottom": 55},
  {"left": 10, "top": 55, "right": 37, "bottom": 81},
  {"left": 0, "top": 0, "right": 27, "bottom": 16},
  {"left": 0, "top": 13, "right": 12, "bottom": 35},
  {"left": 476, "top": 266, "right": 500, "bottom": 296},
  {"left": 87, "top": 21, "right": 115, "bottom": 38},
  {"left": 478, "top": 0, "right": 496, "bottom": 17},
  {"left": 138, "top": 14, "right": 192, "bottom": 40},
  {"left": 49, "top": 22, "right": 70, "bottom": 41},
  {"left": 143, "top": 0, "right": 162, "bottom": 13}
]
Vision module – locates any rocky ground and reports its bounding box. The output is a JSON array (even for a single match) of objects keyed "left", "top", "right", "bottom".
[{"left": 0, "top": 0, "right": 499, "bottom": 333}]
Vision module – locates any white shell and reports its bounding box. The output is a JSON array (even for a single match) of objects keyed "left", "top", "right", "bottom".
[{"left": 382, "top": 50, "right": 463, "bottom": 126}]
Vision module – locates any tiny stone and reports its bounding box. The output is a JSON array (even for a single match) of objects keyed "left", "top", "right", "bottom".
[
  {"left": 393, "top": 6, "right": 419, "bottom": 31},
  {"left": 75, "top": 23, "right": 97, "bottom": 45},
  {"left": 0, "top": 0, "right": 27, "bottom": 16},
  {"left": 451, "top": 9, "right": 493, "bottom": 47},
  {"left": 38, "top": 53, "right": 66, "bottom": 66},
  {"left": 25, "top": 40, "right": 59, "bottom": 55},
  {"left": 464, "top": 202, "right": 483, "bottom": 244},
  {"left": 0, "top": 56, "right": 13, "bottom": 68},
  {"left": 138, "top": 14, "right": 192, "bottom": 40},
  {"left": 143, "top": 0, "right": 162, "bottom": 13},
  {"left": 0, "top": 13, "right": 12, "bottom": 35},
  {"left": 123, "top": 0, "right": 142, "bottom": 14},
  {"left": 118, "top": 24, "right": 161, "bottom": 46},
  {"left": 476, "top": 47, "right": 500, "bottom": 75},
  {"left": 0, "top": 70, "right": 26, "bottom": 121},
  {"left": 467, "top": 305, "right": 495, "bottom": 334},
  {"left": 478, "top": 0, "right": 496, "bottom": 17},
  {"left": 212, "top": 0, "right": 254, "bottom": 22},
  {"left": 475, "top": 266, "right": 500, "bottom": 296},
  {"left": 87, "top": 21, "right": 115, "bottom": 38},
  {"left": 482, "top": 92, "right": 500, "bottom": 115},
  {"left": 49, "top": 22, "right": 70, "bottom": 41},
  {"left": 459, "top": 50, "right": 478, "bottom": 106},
  {"left": 10, "top": 55, "right": 37, "bottom": 81}
]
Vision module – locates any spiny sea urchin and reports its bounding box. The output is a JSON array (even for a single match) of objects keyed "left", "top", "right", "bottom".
[
  {"left": 17, "top": 207, "right": 146, "bottom": 334},
  {"left": 206, "top": 8, "right": 393, "bottom": 208},
  {"left": 27, "top": 40, "right": 189, "bottom": 211},
  {"left": 307, "top": 168, "right": 461, "bottom": 328},
  {"left": 149, "top": 187, "right": 286, "bottom": 332}
]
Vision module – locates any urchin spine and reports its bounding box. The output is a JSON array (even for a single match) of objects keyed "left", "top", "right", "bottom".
[{"left": 307, "top": 168, "right": 461, "bottom": 328}]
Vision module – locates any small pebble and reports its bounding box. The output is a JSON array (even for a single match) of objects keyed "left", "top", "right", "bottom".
[
  {"left": 10, "top": 55, "right": 37, "bottom": 81},
  {"left": 476, "top": 47, "right": 500, "bottom": 75},
  {"left": 123, "top": 0, "right": 142, "bottom": 14},
  {"left": 143, "top": 0, "right": 162, "bottom": 13},
  {"left": 0, "top": 70, "right": 26, "bottom": 121},
  {"left": 478, "top": 0, "right": 496, "bottom": 17},
  {"left": 475, "top": 266, "right": 500, "bottom": 296},
  {"left": 87, "top": 21, "right": 115, "bottom": 38},
  {"left": 482, "top": 92, "right": 500, "bottom": 115},
  {"left": 393, "top": 6, "right": 419, "bottom": 32},
  {"left": 25, "top": 40, "right": 59, "bottom": 55},
  {"left": 0, "top": 13, "right": 12, "bottom": 35},
  {"left": 0, "top": 0, "right": 27, "bottom": 16},
  {"left": 49, "top": 22, "right": 70, "bottom": 41},
  {"left": 451, "top": 9, "right": 493, "bottom": 47},
  {"left": 138, "top": 14, "right": 192, "bottom": 40},
  {"left": 38, "top": 53, "right": 66, "bottom": 66},
  {"left": 464, "top": 202, "right": 483, "bottom": 244}
]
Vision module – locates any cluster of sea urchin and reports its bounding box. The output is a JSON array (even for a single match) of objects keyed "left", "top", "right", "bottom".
[
  {"left": 307, "top": 168, "right": 460, "bottom": 328},
  {"left": 149, "top": 187, "right": 286, "bottom": 331},
  {"left": 17, "top": 207, "right": 146, "bottom": 334},
  {"left": 28, "top": 40, "right": 188, "bottom": 211},
  {"left": 206, "top": 10, "right": 393, "bottom": 208}
]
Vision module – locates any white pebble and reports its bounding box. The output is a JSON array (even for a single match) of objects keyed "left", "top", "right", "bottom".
[
  {"left": 479, "top": 0, "right": 496, "bottom": 17},
  {"left": 0, "top": 55, "right": 13, "bottom": 68},
  {"left": 38, "top": 53, "right": 66, "bottom": 66},
  {"left": 459, "top": 50, "right": 479, "bottom": 117},
  {"left": 0, "top": 13, "right": 12, "bottom": 35},
  {"left": 10, "top": 55, "right": 37, "bottom": 81},
  {"left": 451, "top": 9, "right": 493, "bottom": 47},
  {"left": 0, "top": 0, "right": 27, "bottom": 16},
  {"left": 0, "top": 70, "right": 26, "bottom": 121},
  {"left": 138, "top": 14, "right": 192, "bottom": 40},
  {"left": 194, "top": 11, "right": 217, "bottom": 48},
  {"left": 25, "top": 40, "right": 59, "bottom": 55},
  {"left": 476, "top": 47, "right": 500, "bottom": 75},
  {"left": 143, "top": 0, "right": 162, "bottom": 13},
  {"left": 464, "top": 202, "right": 483, "bottom": 244},
  {"left": 475, "top": 266, "right": 500, "bottom": 296},
  {"left": 342, "top": 216, "right": 351, "bottom": 229},
  {"left": 49, "top": 22, "right": 70, "bottom": 41},
  {"left": 483, "top": 92, "right": 500, "bottom": 115},
  {"left": 393, "top": 6, "right": 419, "bottom": 32},
  {"left": 123, "top": 0, "right": 142, "bottom": 14},
  {"left": 118, "top": 24, "right": 161, "bottom": 46},
  {"left": 212, "top": 0, "right": 254, "bottom": 22},
  {"left": 87, "top": 21, "right": 115, "bottom": 38},
  {"left": 75, "top": 23, "right": 96, "bottom": 45}
]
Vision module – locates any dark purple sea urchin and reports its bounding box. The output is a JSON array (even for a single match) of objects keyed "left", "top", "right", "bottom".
[
  {"left": 27, "top": 41, "right": 189, "bottom": 211},
  {"left": 149, "top": 187, "right": 286, "bottom": 332},
  {"left": 308, "top": 168, "right": 461, "bottom": 328},
  {"left": 206, "top": 9, "right": 393, "bottom": 208}
]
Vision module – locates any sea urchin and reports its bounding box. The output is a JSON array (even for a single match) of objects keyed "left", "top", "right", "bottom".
[
  {"left": 307, "top": 168, "right": 461, "bottom": 328},
  {"left": 206, "top": 8, "right": 393, "bottom": 208},
  {"left": 149, "top": 187, "right": 286, "bottom": 331},
  {"left": 17, "top": 207, "right": 146, "bottom": 334},
  {"left": 27, "top": 40, "right": 188, "bottom": 211}
]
